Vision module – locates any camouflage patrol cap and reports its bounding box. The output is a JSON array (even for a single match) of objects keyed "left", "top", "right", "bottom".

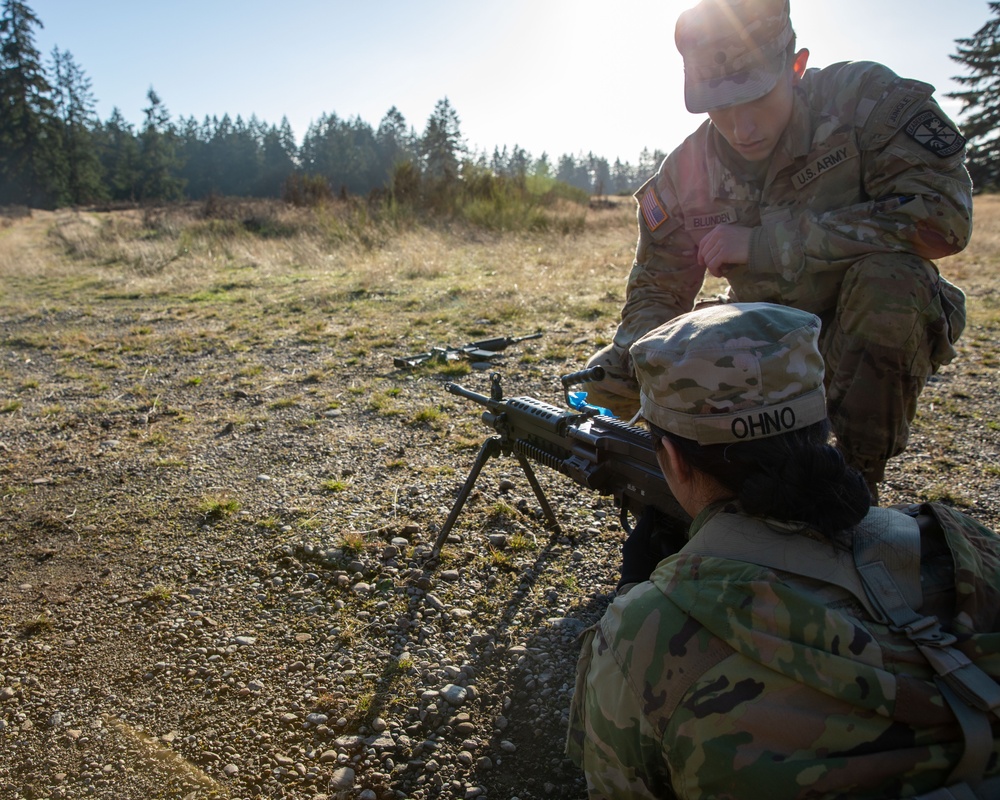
[
  {"left": 675, "top": 0, "right": 794, "bottom": 113},
  {"left": 630, "top": 303, "right": 827, "bottom": 445}
]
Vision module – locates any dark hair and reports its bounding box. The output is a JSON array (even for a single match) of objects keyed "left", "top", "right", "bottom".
[{"left": 648, "top": 419, "right": 870, "bottom": 546}]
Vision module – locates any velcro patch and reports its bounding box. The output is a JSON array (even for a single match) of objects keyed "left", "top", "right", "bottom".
[
  {"left": 639, "top": 186, "right": 669, "bottom": 232},
  {"left": 905, "top": 111, "right": 966, "bottom": 158},
  {"left": 792, "top": 141, "right": 860, "bottom": 189},
  {"left": 684, "top": 207, "right": 738, "bottom": 232},
  {"left": 884, "top": 92, "right": 921, "bottom": 129}
]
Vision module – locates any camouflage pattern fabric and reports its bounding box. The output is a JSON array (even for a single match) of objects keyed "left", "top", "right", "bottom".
[
  {"left": 675, "top": 0, "right": 794, "bottom": 113},
  {"left": 584, "top": 60, "right": 972, "bottom": 476},
  {"left": 629, "top": 303, "right": 827, "bottom": 446},
  {"left": 566, "top": 502, "right": 1000, "bottom": 799}
]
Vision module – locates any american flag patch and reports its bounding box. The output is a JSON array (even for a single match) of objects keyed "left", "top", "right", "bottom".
[{"left": 639, "top": 187, "right": 669, "bottom": 231}]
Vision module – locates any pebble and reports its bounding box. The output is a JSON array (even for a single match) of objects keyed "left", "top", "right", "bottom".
[
  {"left": 330, "top": 767, "right": 355, "bottom": 790},
  {"left": 441, "top": 684, "right": 468, "bottom": 706},
  {"left": 0, "top": 381, "right": 611, "bottom": 800}
]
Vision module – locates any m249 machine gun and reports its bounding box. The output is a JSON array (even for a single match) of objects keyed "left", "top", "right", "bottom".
[{"left": 430, "top": 367, "right": 690, "bottom": 558}]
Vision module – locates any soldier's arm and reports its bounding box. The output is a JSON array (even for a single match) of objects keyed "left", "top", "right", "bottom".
[
  {"left": 741, "top": 81, "right": 972, "bottom": 284},
  {"left": 614, "top": 174, "right": 707, "bottom": 358},
  {"left": 567, "top": 611, "right": 676, "bottom": 798}
]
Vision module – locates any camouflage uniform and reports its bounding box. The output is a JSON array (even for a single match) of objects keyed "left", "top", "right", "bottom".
[
  {"left": 586, "top": 58, "right": 972, "bottom": 482},
  {"left": 566, "top": 501, "right": 1000, "bottom": 799}
]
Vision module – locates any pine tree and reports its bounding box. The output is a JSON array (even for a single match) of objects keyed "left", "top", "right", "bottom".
[
  {"left": 949, "top": 2, "right": 1000, "bottom": 189},
  {"left": 420, "top": 97, "right": 464, "bottom": 185},
  {"left": 50, "top": 47, "right": 104, "bottom": 204},
  {"left": 257, "top": 118, "right": 297, "bottom": 197},
  {"left": 0, "top": 0, "right": 60, "bottom": 206},
  {"left": 533, "top": 152, "right": 552, "bottom": 180},
  {"left": 138, "top": 88, "right": 184, "bottom": 202},
  {"left": 97, "top": 107, "right": 140, "bottom": 202},
  {"left": 376, "top": 106, "right": 414, "bottom": 183}
]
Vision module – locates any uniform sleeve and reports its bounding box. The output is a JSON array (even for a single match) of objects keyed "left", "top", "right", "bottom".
[
  {"left": 567, "top": 604, "right": 678, "bottom": 799},
  {"left": 742, "top": 78, "right": 973, "bottom": 288},
  {"left": 612, "top": 172, "right": 708, "bottom": 361}
]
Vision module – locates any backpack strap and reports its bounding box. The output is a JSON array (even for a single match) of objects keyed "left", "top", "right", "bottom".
[
  {"left": 851, "top": 509, "right": 1000, "bottom": 788},
  {"left": 910, "top": 774, "right": 1000, "bottom": 800},
  {"left": 684, "top": 507, "right": 1000, "bottom": 791}
]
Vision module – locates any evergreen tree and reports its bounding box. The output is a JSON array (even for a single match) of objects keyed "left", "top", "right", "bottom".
[
  {"left": 0, "top": 0, "right": 60, "bottom": 206},
  {"left": 533, "top": 152, "right": 552, "bottom": 180},
  {"left": 490, "top": 145, "right": 509, "bottom": 176},
  {"left": 588, "top": 152, "right": 611, "bottom": 197},
  {"left": 137, "top": 88, "right": 184, "bottom": 202},
  {"left": 611, "top": 157, "right": 636, "bottom": 195},
  {"left": 949, "top": 2, "right": 1000, "bottom": 189},
  {"left": 376, "top": 106, "right": 415, "bottom": 182},
  {"left": 256, "top": 117, "right": 297, "bottom": 197},
  {"left": 301, "top": 112, "right": 381, "bottom": 196},
  {"left": 556, "top": 152, "right": 591, "bottom": 193},
  {"left": 50, "top": 47, "right": 104, "bottom": 204},
  {"left": 96, "top": 107, "right": 140, "bottom": 202},
  {"left": 176, "top": 115, "right": 210, "bottom": 198},
  {"left": 420, "top": 97, "right": 464, "bottom": 184},
  {"left": 507, "top": 145, "right": 530, "bottom": 181}
]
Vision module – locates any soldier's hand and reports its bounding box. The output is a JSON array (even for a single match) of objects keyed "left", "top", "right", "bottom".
[
  {"left": 697, "top": 224, "right": 752, "bottom": 277},
  {"left": 618, "top": 507, "right": 660, "bottom": 591}
]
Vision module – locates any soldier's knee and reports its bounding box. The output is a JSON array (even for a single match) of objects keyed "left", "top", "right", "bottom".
[
  {"left": 832, "top": 254, "right": 961, "bottom": 374},
  {"left": 836, "top": 254, "right": 937, "bottom": 341}
]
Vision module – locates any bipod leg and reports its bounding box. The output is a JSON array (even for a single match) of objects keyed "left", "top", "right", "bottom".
[
  {"left": 514, "top": 450, "right": 561, "bottom": 534},
  {"left": 431, "top": 436, "right": 502, "bottom": 558}
]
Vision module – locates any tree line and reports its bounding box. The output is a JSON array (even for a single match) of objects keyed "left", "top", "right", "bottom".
[
  {"left": 0, "top": 0, "right": 670, "bottom": 210},
  {"left": 5, "top": 0, "right": 1000, "bottom": 210}
]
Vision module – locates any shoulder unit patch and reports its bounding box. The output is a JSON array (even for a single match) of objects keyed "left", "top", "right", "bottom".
[
  {"left": 639, "top": 186, "right": 669, "bottom": 232},
  {"left": 905, "top": 110, "right": 966, "bottom": 158}
]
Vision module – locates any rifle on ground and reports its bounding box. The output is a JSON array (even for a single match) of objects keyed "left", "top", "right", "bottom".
[
  {"left": 394, "top": 332, "right": 543, "bottom": 370},
  {"left": 431, "top": 367, "right": 690, "bottom": 558}
]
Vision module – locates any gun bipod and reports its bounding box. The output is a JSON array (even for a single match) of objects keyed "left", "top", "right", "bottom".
[{"left": 430, "top": 435, "right": 560, "bottom": 559}]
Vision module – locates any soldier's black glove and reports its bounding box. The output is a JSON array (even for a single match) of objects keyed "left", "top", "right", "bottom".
[
  {"left": 617, "top": 507, "right": 689, "bottom": 592},
  {"left": 617, "top": 506, "right": 660, "bottom": 591}
]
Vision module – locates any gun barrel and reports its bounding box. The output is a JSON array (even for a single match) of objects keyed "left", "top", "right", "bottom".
[
  {"left": 445, "top": 383, "right": 491, "bottom": 406},
  {"left": 467, "top": 332, "right": 543, "bottom": 352}
]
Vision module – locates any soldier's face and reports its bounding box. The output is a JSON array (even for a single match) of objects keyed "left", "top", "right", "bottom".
[{"left": 707, "top": 72, "right": 796, "bottom": 162}]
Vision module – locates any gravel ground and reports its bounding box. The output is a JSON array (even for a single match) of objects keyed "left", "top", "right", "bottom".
[
  {"left": 2, "top": 210, "right": 999, "bottom": 800},
  {"left": 0, "top": 308, "right": 633, "bottom": 800}
]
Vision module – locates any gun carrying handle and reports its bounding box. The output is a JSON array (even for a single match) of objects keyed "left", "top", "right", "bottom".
[
  {"left": 560, "top": 365, "right": 606, "bottom": 407},
  {"left": 560, "top": 365, "right": 606, "bottom": 388}
]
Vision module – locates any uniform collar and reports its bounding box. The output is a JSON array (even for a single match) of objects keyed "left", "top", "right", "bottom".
[
  {"left": 705, "top": 85, "right": 813, "bottom": 192},
  {"left": 772, "top": 86, "right": 814, "bottom": 166}
]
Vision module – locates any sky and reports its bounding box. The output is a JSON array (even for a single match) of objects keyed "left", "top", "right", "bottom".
[{"left": 28, "top": 0, "right": 994, "bottom": 167}]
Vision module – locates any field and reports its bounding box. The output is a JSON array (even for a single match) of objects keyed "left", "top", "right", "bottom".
[{"left": 1, "top": 195, "right": 998, "bottom": 800}]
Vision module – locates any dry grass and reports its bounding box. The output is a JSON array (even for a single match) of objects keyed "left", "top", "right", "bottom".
[
  {"left": 0, "top": 195, "right": 991, "bottom": 373},
  {"left": 0, "top": 200, "right": 659, "bottom": 370},
  {"left": 0, "top": 194, "right": 998, "bottom": 800}
]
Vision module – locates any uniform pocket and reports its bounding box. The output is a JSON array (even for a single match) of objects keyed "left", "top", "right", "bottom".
[{"left": 938, "top": 277, "right": 966, "bottom": 345}]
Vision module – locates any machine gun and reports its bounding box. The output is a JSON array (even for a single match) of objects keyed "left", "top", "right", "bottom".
[
  {"left": 431, "top": 367, "right": 689, "bottom": 557},
  {"left": 394, "top": 332, "right": 543, "bottom": 369}
]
